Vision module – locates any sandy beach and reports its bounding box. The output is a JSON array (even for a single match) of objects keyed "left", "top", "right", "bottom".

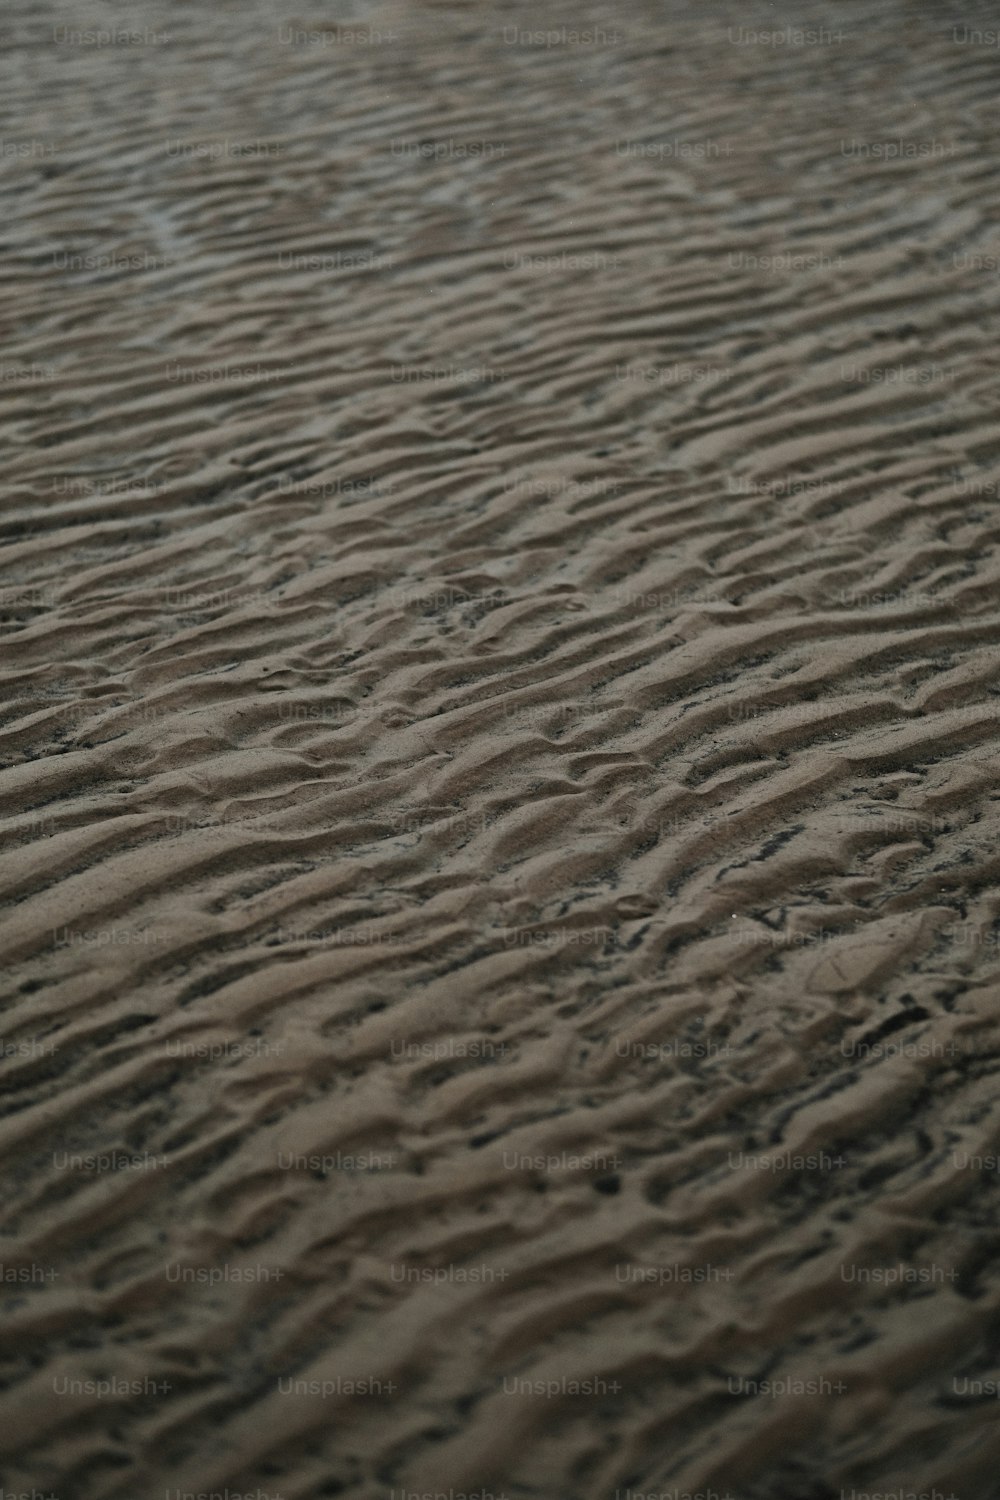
[{"left": 3, "top": 2, "right": 1000, "bottom": 1497}]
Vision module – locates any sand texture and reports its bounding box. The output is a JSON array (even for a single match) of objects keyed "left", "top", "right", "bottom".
[{"left": 3, "top": 2, "right": 1000, "bottom": 1497}]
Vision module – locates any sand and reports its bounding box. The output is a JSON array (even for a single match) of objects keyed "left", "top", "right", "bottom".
[{"left": 3, "top": 1, "right": 1000, "bottom": 1497}]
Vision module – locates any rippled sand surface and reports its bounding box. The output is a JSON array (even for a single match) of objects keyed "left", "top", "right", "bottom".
[{"left": 3, "top": 3, "right": 1000, "bottom": 1497}]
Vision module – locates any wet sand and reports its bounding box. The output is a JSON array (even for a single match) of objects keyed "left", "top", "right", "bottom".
[{"left": 3, "top": 2, "right": 1000, "bottom": 1498}]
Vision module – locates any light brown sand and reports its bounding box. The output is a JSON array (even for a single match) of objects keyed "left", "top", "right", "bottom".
[{"left": 3, "top": 2, "right": 1000, "bottom": 1497}]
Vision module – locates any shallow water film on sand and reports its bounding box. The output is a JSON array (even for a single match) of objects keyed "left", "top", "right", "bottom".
[{"left": 2, "top": 2, "right": 1000, "bottom": 1497}]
